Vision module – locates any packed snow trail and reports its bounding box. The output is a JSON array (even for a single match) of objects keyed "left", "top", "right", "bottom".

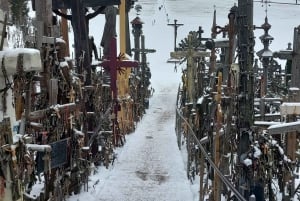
[{"left": 92, "top": 86, "right": 194, "bottom": 201}]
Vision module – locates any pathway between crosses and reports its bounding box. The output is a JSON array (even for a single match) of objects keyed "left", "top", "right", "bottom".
[{"left": 93, "top": 85, "right": 194, "bottom": 201}]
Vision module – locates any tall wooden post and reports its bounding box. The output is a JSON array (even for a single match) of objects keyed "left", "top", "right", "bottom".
[
  {"left": 291, "top": 26, "right": 300, "bottom": 88},
  {"left": 118, "top": 0, "right": 133, "bottom": 134},
  {"left": 213, "top": 72, "right": 222, "bottom": 201},
  {"left": 237, "top": 0, "right": 254, "bottom": 198},
  {"left": 288, "top": 25, "right": 300, "bottom": 194},
  {"left": 60, "top": 9, "right": 70, "bottom": 57},
  {"left": 199, "top": 152, "right": 205, "bottom": 201},
  {"left": 70, "top": 0, "right": 91, "bottom": 83},
  {"left": 35, "top": 0, "right": 53, "bottom": 105}
]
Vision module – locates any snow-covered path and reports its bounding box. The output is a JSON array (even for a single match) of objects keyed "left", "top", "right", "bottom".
[{"left": 93, "top": 86, "right": 193, "bottom": 201}]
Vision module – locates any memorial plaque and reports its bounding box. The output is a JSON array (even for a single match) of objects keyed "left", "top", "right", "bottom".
[{"left": 36, "top": 138, "right": 69, "bottom": 173}]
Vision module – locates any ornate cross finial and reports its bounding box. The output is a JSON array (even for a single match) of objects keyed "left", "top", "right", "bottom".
[{"left": 261, "top": 0, "right": 271, "bottom": 16}]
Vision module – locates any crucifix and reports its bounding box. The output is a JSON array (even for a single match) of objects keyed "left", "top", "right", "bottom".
[
  {"left": 101, "top": 37, "right": 138, "bottom": 145},
  {"left": 52, "top": 0, "right": 120, "bottom": 84},
  {"left": 168, "top": 19, "right": 184, "bottom": 51}
]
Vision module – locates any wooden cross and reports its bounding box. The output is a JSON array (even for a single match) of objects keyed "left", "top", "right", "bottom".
[
  {"left": 52, "top": 0, "right": 121, "bottom": 9},
  {"left": 131, "top": 35, "right": 156, "bottom": 63},
  {"left": 101, "top": 37, "right": 138, "bottom": 145},
  {"left": 52, "top": 0, "right": 120, "bottom": 84},
  {"left": 168, "top": 19, "right": 184, "bottom": 51},
  {"left": 101, "top": 37, "right": 139, "bottom": 100},
  {"left": 170, "top": 34, "right": 210, "bottom": 104}
]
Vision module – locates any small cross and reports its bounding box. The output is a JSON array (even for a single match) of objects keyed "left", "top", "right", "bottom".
[{"left": 168, "top": 19, "right": 184, "bottom": 51}]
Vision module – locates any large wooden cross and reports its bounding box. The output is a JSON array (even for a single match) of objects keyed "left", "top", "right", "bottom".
[
  {"left": 170, "top": 34, "right": 210, "bottom": 104},
  {"left": 101, "top": 37, "right": 138, "bottom": 145},
  {"left": 52, "top": 0, "right": 121, "bottom": 9},
  {"left": 52, "top": 0, "right": 120, "bottom": 84}
]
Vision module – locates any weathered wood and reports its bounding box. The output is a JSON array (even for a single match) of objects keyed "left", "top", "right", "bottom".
[
  {"left": 0, "top": 11, "right": 7, "bottom": 50},
  {"left": 52, "top": 0, "right": 121, "bottom": 9},
  {"left": 170, "top": 50, "right": 210, "bottom": 59},
  {"left": 36, "top": 0, "right": 53, "bottom": 40},
  {"left": 60, "top": 9, "right": 70, "bottom": 57},
  {"left": 291, "top": 26, "right": 300, "bottom": 89},
  {"left": 280, "top": 102, "right": 300, "bottom": 115},
  {"left": 213, "top": 72, "right": 222, "bottom": 201},
  {"left": 101, "top": 6, "right": 118, "bottom": 58},
  {"left": 53, "top": 1, "right": 116, "bottom": 85},
  {"left": 170, "top": 34, "right": 209, "bottom": 104},
  {"left": 29, "top": 103, "right": 77, "bottom": 120},
  {"left": 101, "top": 37, "right": 138, "bottom": 100},
  {"left": 101, "top": 37, "right": 138, "bottom": 145}
]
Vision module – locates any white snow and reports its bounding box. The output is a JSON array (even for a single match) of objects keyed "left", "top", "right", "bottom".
[
  {"left": 26, "top": 144, "right": 52, "bottom": 152},
  {"left": 0, "top": 48, "right": 42, "bottom": 74},
  {"left": 268, "top": 120, "right": 300, "bottom": 129}
]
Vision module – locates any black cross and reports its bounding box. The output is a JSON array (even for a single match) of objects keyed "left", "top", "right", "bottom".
[{"left": 168, "top": 19, "right": 184, "bottom": 51}]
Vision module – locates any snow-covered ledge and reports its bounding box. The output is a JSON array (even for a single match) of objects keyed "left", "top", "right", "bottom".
[{"left": 0, "top": 48, "right": 42, "bottom": 137}]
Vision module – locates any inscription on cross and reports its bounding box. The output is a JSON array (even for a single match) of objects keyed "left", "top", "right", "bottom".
[{"left": 100, "top": 37, "right": 138, "bottom": 144}]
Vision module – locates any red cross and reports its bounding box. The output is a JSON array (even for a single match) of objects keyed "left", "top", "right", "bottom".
[
  {"left": 101, "top": 37, "right": 139, "bottom": 100},
  {"left": 101, "top": 37, "right": 139, "bottom": 145}
]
